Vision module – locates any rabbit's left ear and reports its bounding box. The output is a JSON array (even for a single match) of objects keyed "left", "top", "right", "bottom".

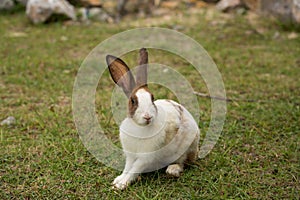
[
  {"left": 136, "top": 48, "right": 148, "bottom": 87},
  {"left": 106, "top": 55, "right": 136, "bottom": 98}
]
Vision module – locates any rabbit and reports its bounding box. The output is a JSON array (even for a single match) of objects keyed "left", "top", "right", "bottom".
[{"left": 106, "top": 48, "right": 200, "bottom": 190}]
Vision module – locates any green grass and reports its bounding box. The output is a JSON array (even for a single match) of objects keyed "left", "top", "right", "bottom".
[{"left": 0, "top": 8, "right": 299, "bottom": 199}]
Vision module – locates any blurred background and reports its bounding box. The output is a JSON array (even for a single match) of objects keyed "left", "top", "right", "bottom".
[
  {"left": 1, "top": 0, "right": 300, "bottom": 26},
  {"left": 0, "top": 0, "right": 299, "bottom": 199}
]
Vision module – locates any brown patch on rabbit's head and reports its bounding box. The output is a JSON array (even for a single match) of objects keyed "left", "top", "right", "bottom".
[{"left": 128, "top": 85, "right": 157, "bottom": 126}]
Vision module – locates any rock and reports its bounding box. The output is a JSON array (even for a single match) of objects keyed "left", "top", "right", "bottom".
[
  {"left": 79, "top": 7, "right": 113, "bottom": 22},
  {"left": 0, "top": 0, "right": 15, "bottom": 10},
  {"left": 120, "top": 0, "right": 155, "bottom": 15},
  {"left": 272, "top": 31, "right": 280, "bottom": 39},
  {"left": 0, "top": 0, "right": 28, "bottom": 11},
  {"left": 0, "top": 116, "right": 16, "bottom": 126},
  {"left": 60, "top": 35, "right": 68, "bottom": 41},
  {"left": 89, "top": 7, "right": 113, "bottom": 22},
  {"left": 185, "top": 0, "right": 208, "bottom": 8},
  {"left": 292, "top": 0, "right": 300, "bottom": 23},
  {"left": 172, "top": 24, "right": 185, "bottom": 31},
  {"left": 152, "top": 7, "right": 169, "bottom": 16},
  {"left": 287, "top": 32, "right": 298, "bottom": 39},
  {"left": 261, "top": 0, "right": 293, "bottom": 24},
  {"left": 216, "top": 0, "right": 244, "bottom": 12},
  {"left": 26, "top": 0, "right": 77, "bottom": 24},
  {"left": 6, "top": 31, "right": 28, "bottom": 38},
  {"left": 79, "top": 8, "right": 114, "bottom": 23},
  {"left": 195, "top": 1, "right": 208, "bottom": 8},
  {"left": 161, "top": 1, "right": 179, "bottom": 9},
  {"left": 242, "top": 0, "right": 259, "bottom": 10},
  {"left": 243, "top": 0, "right": 300, "bottom": 24},
  {"left": 259, "top": 0, "right": 300, "bottom": 24},
  {"left": 236, "top": 7, "right": 247, "bottom": 15}
]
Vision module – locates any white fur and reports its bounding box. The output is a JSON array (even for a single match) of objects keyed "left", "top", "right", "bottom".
[
  {"left": 132, "top": 89, "right": 157, "bottom": 126},
  {"left": 113, "top": 99, "right": 200, "bottom": 189}
]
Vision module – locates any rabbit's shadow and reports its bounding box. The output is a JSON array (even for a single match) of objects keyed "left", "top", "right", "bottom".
[{"left": 130, "top": 162, "right": 201, "bottom": 187}]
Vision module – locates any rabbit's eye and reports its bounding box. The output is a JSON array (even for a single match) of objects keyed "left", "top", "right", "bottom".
[{"left": 131, "top": 97, "right": 136, "bottom": 105}]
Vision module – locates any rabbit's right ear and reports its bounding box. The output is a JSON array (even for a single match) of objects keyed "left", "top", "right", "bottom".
[
  {"left": 106, "top": 55, "right": 136, "bottom": 98},
  {"left": 136, "top": 48, "right": 148, "bottom": 87}
]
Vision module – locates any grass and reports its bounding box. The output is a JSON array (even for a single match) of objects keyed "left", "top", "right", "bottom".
[{"left": 0, "top": 7, "right": 299, "bottom": 199}]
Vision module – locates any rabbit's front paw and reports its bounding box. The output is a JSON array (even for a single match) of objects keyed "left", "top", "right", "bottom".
[
  {"left": 166, "top": 164, "right": 183, "bottom": 177},
  {"left": 112, "top": 176, "right": 129, "bottom": 190},
  {"left": 113, "top": 181, "right": 128, "bottom": 190},
  {"left": 113, "top": 174, "right": 124, "bottom": 185},
  {"left": 112, "top": 172, "right": 139, "bottom": 190}
]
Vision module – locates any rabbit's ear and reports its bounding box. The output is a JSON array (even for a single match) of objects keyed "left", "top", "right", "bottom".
[
  {"left": 106, "top": 55, "right": 136, "bottom": 98},
  {"left": 136, "top": 48, "right": 148, "bottom": 87}
]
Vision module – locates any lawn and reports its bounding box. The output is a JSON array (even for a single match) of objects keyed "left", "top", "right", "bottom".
[{"left": 0, "top": 7, "right": 299, "bottom": 199}]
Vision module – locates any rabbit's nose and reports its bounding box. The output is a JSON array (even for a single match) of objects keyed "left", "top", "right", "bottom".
[{"left": 143, "top": 115, "right": 152, "bottom": 121}]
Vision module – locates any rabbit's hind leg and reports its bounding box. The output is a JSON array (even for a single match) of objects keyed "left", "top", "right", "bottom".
[{"left": 166, "top": 163, "right": 183, "bottom": 177}]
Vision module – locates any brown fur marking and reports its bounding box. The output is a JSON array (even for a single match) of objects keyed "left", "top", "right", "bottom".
[
  {"left": 127, "top": 85, "right": 156, "bottom": 117},
  {"left": 128, "top": 93, "right": 138, "bottom": 117},
  {"left": 166, "top": 100, "right": 184, "bottom": 121}
]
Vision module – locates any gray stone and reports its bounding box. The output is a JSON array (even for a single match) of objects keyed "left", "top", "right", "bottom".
[
  {"left": 216, "top": 0, "right": 244, "bottom": 12},
  {"left": 26, "top": 0, "right": 77, "bottom": 24},
  {"left": 242, "top": 0, "right": 259, "bottom": 10},
  {"left": 260, "top": 0, "right": 300, "bottom": 24},
  {"left": 261, "top": 0, "right": 293, "bottom": 24},
  {"left": 292, "top": 0, "right": 300, "bottom": 23},
  {"left": 79, "top": 7, "right": 114, "bottom": 23},
  {"left": 0, "top": 0, "right": 14, "bottom": 10},
  {"left": 243, "top": 0, "right": 300, "bottom": 24},
  {"left": 0, "top": 116, "right": 16, "bottom": 126}
]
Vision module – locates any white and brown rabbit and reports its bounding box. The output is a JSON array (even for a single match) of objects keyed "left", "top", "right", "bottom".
[{"left": 106, "top": 48, "right": 200, "bottom": 190}]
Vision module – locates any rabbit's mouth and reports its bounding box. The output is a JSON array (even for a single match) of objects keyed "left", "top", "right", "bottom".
[
  {"left": 144, "top": 119, "right": 152, "bottom": 125},
  {"left": 136, "top": 118, "right": 152, "bottom": 126}
]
